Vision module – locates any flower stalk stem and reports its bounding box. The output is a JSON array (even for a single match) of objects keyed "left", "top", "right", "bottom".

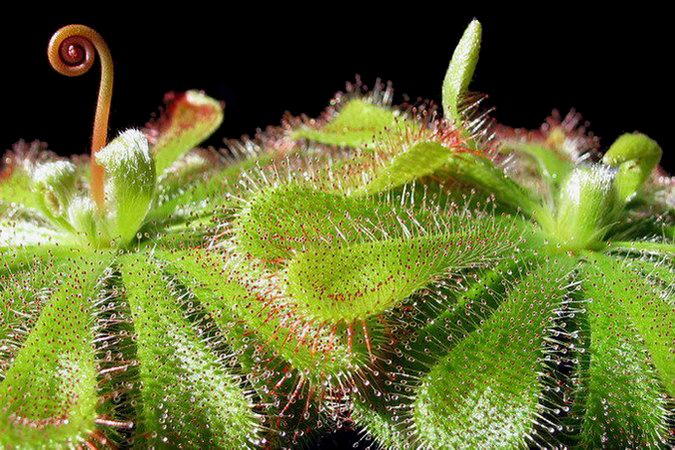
[{"left": 48, "top": 25, "right": 113, "bottom": 210}]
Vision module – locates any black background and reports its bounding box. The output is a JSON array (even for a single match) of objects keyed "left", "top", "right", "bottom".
[{"left": 0, "top": 7, "right": 670, "bottom": 449}]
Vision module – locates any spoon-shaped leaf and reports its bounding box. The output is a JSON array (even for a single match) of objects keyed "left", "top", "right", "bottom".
[
  {"left": 585, "top": 253, "right": 673, "bottom": 395},
  {"left": 0, "top": 253, "right": 109, "bottom": 447},
  {"left": 578, "top": 253, "right": 671, "bottom": 447},
  {"left": 120, "top": 254, "right": 263, "bottom": 448},
  {"left": 358, "top": 141, "right": 457, "bottom": 195},
  {"left": 286, "top": 224, "right": 515, "bottom": 323},
  {"left": 442, "top": 152, "right": 541, "bottom": 216}
]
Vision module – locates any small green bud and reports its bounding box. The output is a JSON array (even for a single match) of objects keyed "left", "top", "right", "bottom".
[
  {"left": 442, "top": 19, "right": 482, "bottom": 125},
  {"left": 32, "top": 161, "right": 77, "bottom": 229},
  {"left": 96, "top": 129, "right": 156, "bottom": 246},
  {"left": 553, "top": 166, "right": 620, "bottom": 250},
  {"left": 602, "top": 132, "right": 662, "bottom": 203}
]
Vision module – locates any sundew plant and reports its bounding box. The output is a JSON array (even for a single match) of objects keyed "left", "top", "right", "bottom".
[{"left": 0, "top": 21, "right": 672, "bottom": 449}]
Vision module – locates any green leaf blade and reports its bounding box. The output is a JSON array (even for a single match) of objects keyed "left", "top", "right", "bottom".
[
  {"left": 120, "top": 254, "right": 262, "bottom": 449},
  {"left": 0, "top": 254, "right": 109, "bottom": 448},
  {"left": 443, "top": 152, "right": 541, "bottom": 216},
  {"left": 286, "top": 226, "right": 516, "bottom": 323},
  {"left": 411, "top": 258, "right": 577, "bottom": 448},
  {"left": 586, "top": 253, "right": 674, "bottom": 395},
  {"left": 578, "top": 253, "right": 671, "bottom": 447},
  {"left": 293, "top": 99, "right": 399, "bottom": 148},
  {"left": 359, "top": 141, "right": 453, "bottom": 195}
]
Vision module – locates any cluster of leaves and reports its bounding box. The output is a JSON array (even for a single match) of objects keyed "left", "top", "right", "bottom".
[{"left": 1, "top": 20, "right": 673, "bottom": 449}]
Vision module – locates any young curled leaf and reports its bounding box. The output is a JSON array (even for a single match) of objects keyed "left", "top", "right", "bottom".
[
  {"left": 96, "top": 129, "right": 156, "bottom": 246},
  {"left": 443, "top": 19, "right": 482, "bottom": 125},
  {"left": 67, "top": 196, "right": 109, "bottom": 247},
  {"left": 549, "top": 166, "right": 621, "bottom": 250},
  {"left": 602, "top": 132, "right": 662, "bottom": 203},
  {"left": 149, "top": 91, "right": 224, "bottom": 174}
]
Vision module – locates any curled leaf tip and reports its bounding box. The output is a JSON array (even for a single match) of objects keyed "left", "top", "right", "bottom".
[{"left": 602, "top": 132, "right": 662, "bottom": 202}]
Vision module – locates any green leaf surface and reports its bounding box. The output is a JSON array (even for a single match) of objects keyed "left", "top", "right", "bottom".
[
  {"left": 442, "top": 20, "right": 482, "bottom": 125},
  {"left": 120, "top": 254, "right": 262, "bottom": 449},
  {"left": 578, "top": 253, "right": 671, "bottom": 447},
  {"left": 0, "top": 245, "right": 86, "bottom": 276},
  {"left": 585, "top": 253, "right": 674, "bottom": 395},
  {"left": 501, "top": 142, "right": 573, "bottom": 188},
  {"left": 358, "top": 141, "right": 454, "bottom": 195},
  {"left": 0, "top": 254, "right": 109, "bottom": 448},
  {"left": 411, "top": 257, "right": 576, "bottom": 449},
  {"left": 0, "top": 163, "right": 39, "bottom": 211},
  {"left": 606, "top": 239, "right": 675, "bottom": 257},
  {"left": 148, "top": 153, "right": 271, "bottom": 224},
  {"left": 442, "top": 152, "right": 541, "bottom": 216},
  {"left": 0, "top": 254, "right": 86, "bottom": 378},
  {"left": 293, "top": 99, "right": 399, "bottom": 147},
  {"left": 0, "top": 219, "right": 61, "bottom": 247},
  {"left": 156, "top": 248, "right": 362, "bottom": 379},
  {"left": 236, "top": 184, "right": 387, "bottom": 261},
  {"left": 286, "top": 226, "right": 515, "bottom": 323}
]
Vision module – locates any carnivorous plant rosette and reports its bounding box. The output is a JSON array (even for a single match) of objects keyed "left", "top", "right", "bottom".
[{"left": 1, "top": 20, "right": 673, "bottom": 449}]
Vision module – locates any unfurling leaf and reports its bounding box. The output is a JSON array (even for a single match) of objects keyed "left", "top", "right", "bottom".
[
  {"left": 602, "top": 132, "right": 662, "bottom": 203},
  {"left": 549, "top": 166, "right": 620, "bottom": 250},
  {"left": 96, "top": 129, "right": 156, "bottom": 246}
]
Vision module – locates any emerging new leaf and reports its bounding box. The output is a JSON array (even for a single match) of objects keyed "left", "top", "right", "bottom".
[
  {"left": 602, "top": 132, "right": 662, "bottom": 203},
  {"left": 96, "top": 129, "right": 156, "bottom": 246},
  {"left": 442, "top": 19, "right": 482, "bottom": 125}
]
